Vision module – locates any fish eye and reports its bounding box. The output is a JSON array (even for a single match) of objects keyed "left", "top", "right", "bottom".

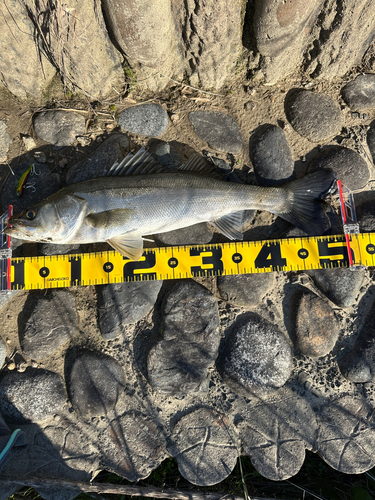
[{"left": 26, "top": 209, "right": 36, "bottom": 220}]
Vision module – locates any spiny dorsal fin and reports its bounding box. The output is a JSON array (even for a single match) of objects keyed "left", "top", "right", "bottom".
[{"left": 103, "top": 146, "right": 167, "bottom": 176}]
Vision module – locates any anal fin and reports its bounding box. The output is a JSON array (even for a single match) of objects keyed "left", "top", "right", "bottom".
[
  {"left": 209, "top": 211, "right": 245, "bottom": 240},
  {"left": 107, "top": 231, "right": 144, "bottom": 261}
]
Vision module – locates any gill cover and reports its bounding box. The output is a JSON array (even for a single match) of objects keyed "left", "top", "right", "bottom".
[{"left": 53, "top": 194, "right": 88, "bottom": 241}]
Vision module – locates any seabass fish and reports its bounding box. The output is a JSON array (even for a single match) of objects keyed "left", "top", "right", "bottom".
[{"left": 6, "top": 150, "right": 335, "bottom": 261}]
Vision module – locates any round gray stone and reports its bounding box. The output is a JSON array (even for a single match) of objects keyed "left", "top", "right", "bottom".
[
  {"left": 218, "top": 313, "right": 293, "bottom": 397},
  {"left": 118, "top": 103, "right": 169, "bottom": 137},
  {"left": 98, "top": 411, "right": 167, "bottom": 481},
  {"left": 308, "top": 147, "right": 369, "bottom": 191},
  {"left": 0, "top": 121, "right": 11, "bottom": 162},
  {"left": 67, "top": 350, "right": 125, "bottom": 417},
  {"left": 294, "top": 291, "right": 339, "bottom": 358},
  {"left": 0, "top": 369, "right": 66, "bottom": 423},
  {"left": 66, "top": 133, "right": 130, "bottom": 184},
  {"left": 155, "top": 223, "right": 214, "bottom": 246},
  {"left": 0, "top": 335, "right": 6, "bottom": 368},
  {"left": 168, "top": 407, "right": 238, "bottom": 486},
  {"left": 19, "top": 289, "right": 78, "bottom": 360},
  {"left": 147, "top": 281, "right": 220, "bottom": 396},
  {"left": 188, "top": 111, "right": 243, "bottom": 153},
  {"left": 286, "top": 90, "right": 343, "bottom": 142},
  {"left": 2, "top": 161, "right": 60, "bottom": 214},
  {"left": 342, "top": 74, "right": 375, "bottom": 112},
  {"left": 367, "top": 120, "right": 375, "bottom": 164},
  {"left": 238, "top": 392, "right": 317, "bottom": 481},
  {"left": 33, "top": 110, "right": 86, "bottom": 146},
  {"left": 317, "top": 396, "right": 375, "bottom": 474},
  {"left": 218, "top": 273, "right": 275, "bottom": 307},
  {"left": 97, "top": 280, "right": 163, "bottom": 339},
  {"left": 306, "top": 267, "right": 365, "bottom": 308},
  {"left": 249, "top": 124, "right": 294, "bottom": 186},
  {"left": 339, "top": 355, "right": 372, "bottom": 384}
]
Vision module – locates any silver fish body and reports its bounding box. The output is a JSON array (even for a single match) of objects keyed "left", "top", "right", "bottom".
[{"left": 7, "top": 159, "right": 335, "bottom": 260}]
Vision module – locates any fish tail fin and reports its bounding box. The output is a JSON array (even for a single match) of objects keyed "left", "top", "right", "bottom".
[{"left": 276, "top": 169, "right": 336, "bottom": 235}]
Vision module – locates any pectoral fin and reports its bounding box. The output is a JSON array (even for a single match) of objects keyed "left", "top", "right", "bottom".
[
  {"left": 107, "top": 231, "right": 144, "bottom": 261},
  {"left": 86, "top": 209, "right": 133, "bottom": 229}
]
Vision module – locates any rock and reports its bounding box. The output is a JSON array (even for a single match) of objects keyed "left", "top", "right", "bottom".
[
  {"left": 253, "top": 0, "right": 322, "bottom": 84},
  {"left": 155, "top": 223, "right": 214, "bottom": 246},
  {"left": 97, "top": 281, "right": 163, "bottom": 339},
  {"left": 294, "top": 291, "right": 339, "bottom": 357},
  {"left": 102, "top": 0, "right": 184, "bottom": 92},
  {"left": 317, "top": 396, "right": 375, "bottom": 473},
  {"left": 249, "top": 124, "right": 294, "bottom": 186},
  {"left": 238, "top": 390, "right": 317, "bottom": 480},
  {"left": 149, "top": 141, "right": 185, "bottom": 169},
  {"left": 342, "top": 74, "right": 375, "bottom": 111},
  {"left": 33, "top": 111, "right": 86, "bottom": 147},
  {"left": 305, "top": 1, "right": 375, "bottom": 81},
  {"left": 168, "top": 407, "right": 238, "bottom": 486},
  {"left": 218, "top": 313, "right": 293, "bottom": 397},
  {"left": 285, "top": 90, "right": 343, "bottom": 142},
  {"left": 26, "top": 0, "right": 124, "bottom": 100},
  {"left": 181, "top": 0, "right": 243, "bottom": 89},
  {"left": 188, "top": 111, "right": 243, "bottom": 154},
  {"left": 367, "top": 120, "right": 375, "bottom": 164},
  {"left": 40, "top": 243, "right": 81, "bottom": 256},
  {"left": 118, "top": 104, "right": 169, "bottom": 137},
  {"left": 67, "top": 133, "right": 130, "bottom": 184},
  {"left": 67, "top": 350, "right": 125, "bottom": 416},
  {"left": 19, "top": 290, "right": 78, "bottom": 360},
  {"left": 308, "top": 147, "right": 370, "bottom": 191},
  {"left": 22, "top": 135, "right": 37, "bottom": 152},
  {"left": 0, "top": 369, "right": 66, "bottom": 423},
  {"left": 0, "top": 0, "right": 56, "bottom": 99},
  {"left": 0, "top": 291, "right": 20, "bottom": 312},
  {"left": 356, "top": 197, "right": 375, "bottom": 232},
  {"left": 0, "top": 423, "right": 93, "bottom": 500},
  {"left": 147, "top": 281, "right": 220, "bottom": 396},
  {"left": 0, "top": 336, "right": 6, "bottom": 368},
  {"left": 306, "top": 267, "right": 365, "bottom": 308},
  {"left": 0, "top": 121, "right": 11, "bottom": 162},
  {"left": 217, "top": 273, "right": 275, "bottom": 307},
  {"left": 98, "top": 411, "right": 167, "bottom": 481},
  {"left": 1, "top": 161, "right": 60, "bottom": 215}
]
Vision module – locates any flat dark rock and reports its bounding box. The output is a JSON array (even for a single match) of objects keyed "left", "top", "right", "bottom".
[
  {"left": 249, "top": 124, "right": 294, "bottom": 186},
  {"left": 155, "top": 223, "right": 214, "bottom": 245},
  {"left": 97, "top": 281, "right": 163, "bottom": 339},
  {"left": 67, "top": 350, "right": 125, "bottom": 416},
  {"left": 118, "top": 103, "right": 169, "bottom": 137},
  {"left": 238, "top": 391, "right": 317, "bottom": 480},
  {"left": 306, "top": 267, "right": 365, "bottom": 308},
  {"left": 218, "top": 313, "right": 293, "bottom": 397},
  {"left": 355, "top": 196, "right": 375, "bottom": 232},
  {"left": 294, "top": 291, "right": 339, "bottom": 358},
  {"left": 98, "top": 411, "right": 168, "bottom": 481},
  {"left": 367, "top": 120, "right": 375, "bottom": 164},
  {"left": 342, "top": 74, "right": 375, "bottom": 111},
  {"left": 168, "top": 407, "right": 238, "bottom": 486},
  {"left": 19, "top": 289, "right": 78, "bottom": 360},
  {"left": 218, "top": 273, "right": 275, "bottom": 307},
  {"left": 147, "top": 281, "right": 220, "bottom": 396},
  {"left": 189, "top": 111, "right": 243, "bottom": 153},
  {"left": 308, "top": 146, "right": 369, "bottom": 191},
  {"left": 286, "top": 90, "right": 343, "bottom": 142},
  {"left": 66, "top": 133, "right": 130, "bottom": 184},
  {"left": 0, "top": 369, "right": 66, "bottom": 423},
  {"left": 33, "top": 110, "right": 86, "bottom": 146},
  {"left": 317, "top": 396, "right": 375, "bottom": 474},
  {"left": 2, "top": 161, "right": 60, "bottom": 214}
]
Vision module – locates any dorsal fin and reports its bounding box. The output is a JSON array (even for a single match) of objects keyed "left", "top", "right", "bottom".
[
  {"left": 103, "top": 146, "right": 167, "bottom": 176},
  {"left": 177, "top": 154, "right": 224, "bottom": 179}
]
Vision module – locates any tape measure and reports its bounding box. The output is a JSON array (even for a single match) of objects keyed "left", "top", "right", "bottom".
[
  {"left": 5, "top": 232, "right": 373, "bottom": 290},
  {"left": 2, "top": 180, "right": 372, "bottom": 291}
]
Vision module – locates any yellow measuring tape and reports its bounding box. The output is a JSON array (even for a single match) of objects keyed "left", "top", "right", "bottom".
[{"left": 9, "top": 232, "right": 375, "bottom": 290}]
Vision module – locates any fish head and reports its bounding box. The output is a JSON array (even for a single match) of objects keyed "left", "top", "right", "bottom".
[{"left": 5, "top": 194, "right": 87, "bottom": 243}]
